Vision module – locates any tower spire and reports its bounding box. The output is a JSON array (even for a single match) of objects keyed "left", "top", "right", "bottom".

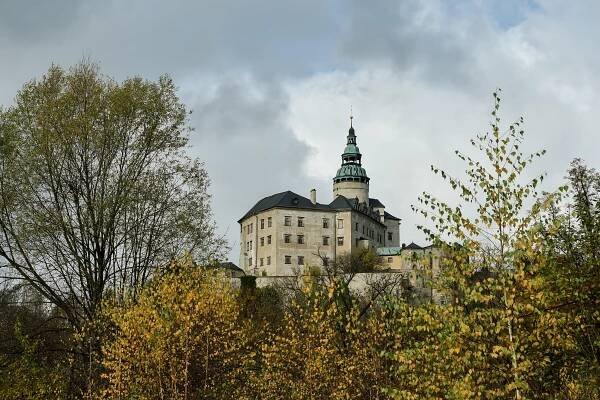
[
  {"left": 333, "top": 113, "right": 370, "bottom": 203},
  {"left": 348, "top": 106, "right": 355, "bottom": 137}
]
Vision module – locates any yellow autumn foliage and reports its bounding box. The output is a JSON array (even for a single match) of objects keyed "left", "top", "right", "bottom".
[{"left": 100, "top": 257, "right": 245, "bottom": 399}]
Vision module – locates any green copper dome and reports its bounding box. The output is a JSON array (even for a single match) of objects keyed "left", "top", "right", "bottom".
[{"left": 335, "top": 164, "right": 368, "bottom": 179}]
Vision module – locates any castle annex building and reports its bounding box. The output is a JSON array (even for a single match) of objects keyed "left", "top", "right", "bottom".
[{"left": 238, "top": 118, "right": 401, "bottom": 276}]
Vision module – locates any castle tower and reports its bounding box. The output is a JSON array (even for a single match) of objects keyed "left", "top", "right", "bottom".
[{"left": 333, "top": 116, "right": 370, "bottom": 203}]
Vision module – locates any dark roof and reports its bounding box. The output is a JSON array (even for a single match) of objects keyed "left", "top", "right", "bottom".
[
  {"left": 217, "top": 262, "right": 244, "bottom": 273},
  {"left": 384, "top": 211, "right": 401, "bottom": 221},
  {"left": 328, "top": 196, "right": 386, "bottom": 226},
  {"left": 239, "top": 191, "right": 400, "bottom": 227},
  {"left": 403, "top": 242, "right": 423, "bottom": 250},
  {"left": 369, "top": 198, "right": 385, "bottom": 208},
  {"left": 328, "top": 195, "right": 356, "bottom": 210},
  {"left": 238, "top": 191, "right": 332, "bottom": 222}
]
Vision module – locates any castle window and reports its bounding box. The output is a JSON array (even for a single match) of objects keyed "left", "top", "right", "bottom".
[
  {"left": 387, "top": 257, "right": 393, "bottom": 263},
  {"left": 297, "top": 217, "right": 304, "bottom": 227},
  {"left": 248, "top": 257, "right": 252, "bottom": 266},
  {"left": 260, "top": 258, "right": 264, "bottom": 266},
  {"left": 267, "top": 256, "right": 271, "bottom": 265},
  {"left": 268, "top": 217, "right": 272, "bottom": 227},
  {"left": 322, "top": 218, "right": 329, "bottom": 228},
  {"left": 337, "top": 237, "right": 344, "bottom": 246},
  {"left": 322, "top": 236, "right": 329, "bottom": 246},
  {"left": 267, "top": 235, "right": 272, "bottom": 244},
  {"left": 284, "top": 216, "right": 291, "bottom": 226},
  {"left": 284, "top": 234, "right": 291, "bottom": 243},
  {"left": 260, "top": 237, "right": 264, "bottom": 246},
  {"left": 388, "top": 232, "right": 393, "bottom": 241},
  {"left": 298, "top": 256, "right": 304, "bottom": 265},
  {"left": 249, "top": 223, "right": 253, "bottom": 233},
  {"left": 261, "top": 219, "right": 264, "bottom": 229},
  {"left": 285, "top": 255, "right": 291, "bottom": 264},
  {"left": 337, "top": 219, "right": 344, "bottom": 229},
  {"left": 297, "top": 235, "right": 304, "bottom": 244}
]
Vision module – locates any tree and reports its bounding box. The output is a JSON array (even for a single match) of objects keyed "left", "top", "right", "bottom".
[
  {"left": 386, "top": 90, "right": 569, "bottom": 398},
  {"left": 540, "top": 159, "right": 600, "bottom": 396},
  {"left": 0, "top": 61, "right": 224, "bottom": 331},
  {"left": 252, "top": 276, "right": 391, "bottom": 399},
  {"left": 100, "top": 257, "right": 244, "bottom": 399}
]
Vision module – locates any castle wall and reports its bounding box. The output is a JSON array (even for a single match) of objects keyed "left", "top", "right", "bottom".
[
  {"left": 349, "top": 212, "right": 387, "bottom": 249},
  {"left": 384, "top": 219, "right": 400, "bottom": 247}
]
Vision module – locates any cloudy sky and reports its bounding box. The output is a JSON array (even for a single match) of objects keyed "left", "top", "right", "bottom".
[{"left": 1, "top": 0, "right": 599, "bottom": 261}]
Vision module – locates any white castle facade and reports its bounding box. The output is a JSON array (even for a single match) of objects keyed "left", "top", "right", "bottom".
[{"left": 238, "top": 118, "right": 402, "bottom": 276}]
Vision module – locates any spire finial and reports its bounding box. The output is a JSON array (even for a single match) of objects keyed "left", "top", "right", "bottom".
[{"left": 350, "top": 105, "right": 353, "bottom": 127}]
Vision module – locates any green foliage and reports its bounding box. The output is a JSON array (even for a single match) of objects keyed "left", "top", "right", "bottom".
[
  {"left": 0, "top": 287, "right": 70, "bottom": 399},
  {"left": 0, "top": 325, "right": 68, "bottom": 399},
  {"left": 0, "top": 60, "right": 223, "bottom": 329},
  {"left": 540, "top": 158, "right": 600, "bottom": 396},
  {"left": 240, "top": 275, "right": 257, "bottom": 292}
]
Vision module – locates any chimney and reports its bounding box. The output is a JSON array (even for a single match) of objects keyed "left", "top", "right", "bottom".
[{"left": 310, "top": 189, "right": 316, "bottom": 205}]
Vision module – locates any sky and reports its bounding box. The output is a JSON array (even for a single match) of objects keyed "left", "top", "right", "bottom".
[{"left": 1, "top": 0, "right": 599, "bottom": 262}]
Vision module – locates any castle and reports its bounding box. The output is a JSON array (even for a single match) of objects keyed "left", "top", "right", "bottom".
[{"left": 238, "top": 117, "right": 402, "bottom": 276}]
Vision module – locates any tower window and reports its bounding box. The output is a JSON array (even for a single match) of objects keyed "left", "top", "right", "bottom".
[
  {"left": 284, "top": 234, "right": 291, "bottom": 243},
  {"left": 322, "top": 236, "right": 329, "bottom": 246},
  {"left": 323, "top": 218, "right": 329, "bottom": 228},
  {"left": 260, "top": 258, "right": 264, "bottom": 266},
  {"left": 297, "top": 235, "right": 304, "bottom": 244},
  {"left": 267, "top": 256, "right": 271, "bottom": 265},
  {"left": 267, "top": 235, "right": 272, "bottom": 244},
  {"left": 261, "top": 219, "right": 264, "bottom": 229},
  {"left": 298, "top": 256, "right": 304, "bottom": 265},
  {"left": 260, "top": 237, "right": 264, "bottom": 246},
  {"left": 297, "top": 217, "right": 304, "bottom": 227},
  {"left": 388, "top": 232, "right": 393, "bottom": 241},
  {"left": 268, "top": 217, "right": 272, "bottom": 227},
  {"left": 248, "top": 257, "right": 252, "bottom": 266},
  {"left": 337, "top": 237, "right": 344, "bottom": 246},
  {"left": 284, "top": 216, "right": 291, "bottom": 226},
  {"left": 355, "top": 222, "right": 359, "bottom": 231},
  {"left": 285, "top": 255, "right": 291, "bottom": 264},
  {"left": 337, "top": 219, "right": 344, "bottom": 229}
]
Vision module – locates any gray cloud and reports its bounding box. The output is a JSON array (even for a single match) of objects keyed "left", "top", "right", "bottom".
[
  {"left": 0, "top": 0, "right": 83, "bottom": 41},
  {"left": 186, "top": 77, "right": 321, "bottom": 252}
]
